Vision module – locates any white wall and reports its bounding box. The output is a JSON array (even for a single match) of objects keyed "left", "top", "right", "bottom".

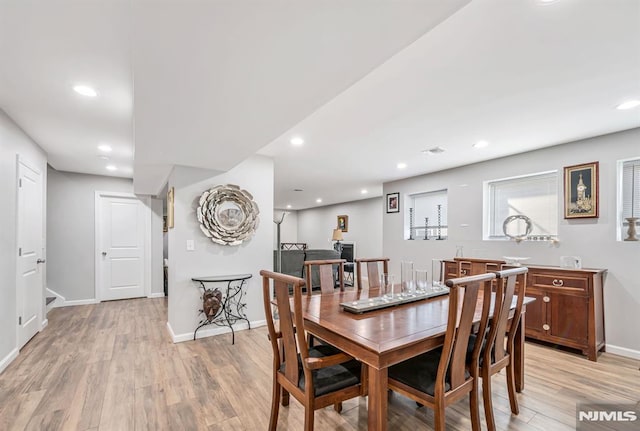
[
  {"left": 297, "top": 197, "right": 383, "bottom": 258},
  {"left": 0, "top": 110, "right": 47, "bottom": 372},
  {"left": 383, "top": 128, "right": 640, "bottom": 358},
  {"left": 47, "top": 168, "right": 135, "bottom": 301},
  {"left": 167, "top": 156, "right": 274, "bottom": 341}
]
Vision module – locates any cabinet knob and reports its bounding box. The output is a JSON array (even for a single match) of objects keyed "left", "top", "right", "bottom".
[
  {"left": 543, "top": 324, "right": 550, "bottom": 331},
  {"left": 552, "top": 279, "right": 564, "bottom": 287},
  {"left": 543, "top": 296, "right": 550, "bottom": 302},
  {"left": 460, "top": 269, "right": 467, "bottom": 275}
]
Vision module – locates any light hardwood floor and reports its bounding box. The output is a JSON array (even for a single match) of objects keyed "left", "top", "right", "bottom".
[{"left": 0, "top": 298, "right": 638, "bottom": 430}]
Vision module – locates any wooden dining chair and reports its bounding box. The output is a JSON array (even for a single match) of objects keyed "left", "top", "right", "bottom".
[
  {"left": 303, "top": 259, "right": 346, "bottom": 296},
  {"left": 475, "top": 267, "right": 528, "bottom": 431},
  {"left": 387, "top": 272, "right": 497, "bottom": 431},
  {"left": 354, "top": 257, "right": 389, "bottom": 290},
  {"left": 260, "top": 270, "right": 365, "bottom": 431}
]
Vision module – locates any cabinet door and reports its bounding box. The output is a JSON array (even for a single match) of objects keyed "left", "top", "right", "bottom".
[
  {"left": 523, "top": 290, "right": 546, "bottom": 339},
  {"left": 548, "top": 292, "right": 589, "bottom": 346}
]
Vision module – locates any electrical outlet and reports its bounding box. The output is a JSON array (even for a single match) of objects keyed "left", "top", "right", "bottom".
[{"left": 186, "top": 240, "right": 195, "bottom": 251}]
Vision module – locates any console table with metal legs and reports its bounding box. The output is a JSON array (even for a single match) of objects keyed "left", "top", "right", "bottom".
[{"left": 192, "top": 273, "right": 252, "bottom": 344}]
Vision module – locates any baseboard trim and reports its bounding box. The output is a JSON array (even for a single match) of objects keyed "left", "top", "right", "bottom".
[
  {"left": 58, "top": 298, "right": 99, "bottom": 307},
  {"left": 41, "top": 319, "right": 48, "bottom": 330},
  {"left": 147, "top": 292, "right": 165, "bottom": 299},
  {"left": 0, "top": 348, "right": 19, "bottom": 375},
  {"left": 167, "top": 319, "right": 266, "bottom": 343},
  {"left": 605, "top": 344, "right": 640, "bottom": 360}
]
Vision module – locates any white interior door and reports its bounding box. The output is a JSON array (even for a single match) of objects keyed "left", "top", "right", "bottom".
[
  {"left": 16, "top": 157, "right": 44, "bottom": 349},
  {"left": 97, "top": 193, "right": 146, "bottom": 301}
]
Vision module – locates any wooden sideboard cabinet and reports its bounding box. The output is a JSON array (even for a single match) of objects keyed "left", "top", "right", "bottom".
[
  {"left": 443, "top": 258, "right": 607, "bottom": 361},
  {"left": 521, "top": 265, "right": 606, "bottom": 361}
]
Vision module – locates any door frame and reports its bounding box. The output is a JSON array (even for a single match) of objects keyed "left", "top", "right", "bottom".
[
  {"left": 94, "top": 191, "right": 152, "bottom": 302},
  {"left": 15, "top": 154, "right": 44, "bottom": 348}
]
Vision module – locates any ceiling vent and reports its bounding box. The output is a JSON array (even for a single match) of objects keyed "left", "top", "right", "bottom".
[{"left": 421, "top": 146, "right": 445, "bottom": 155}]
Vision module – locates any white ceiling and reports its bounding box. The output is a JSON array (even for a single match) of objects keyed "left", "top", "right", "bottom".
[{"left": 1, "top": 0, "right": 639, "bottom": 208}]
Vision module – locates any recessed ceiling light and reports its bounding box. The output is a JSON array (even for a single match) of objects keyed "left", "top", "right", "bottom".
[
  {"left": 397, "top": 163, "right": 407, "bottom": 169},
  {"left": 361, "top": 189, "right": 368, "bottom": 194},
  {"left": 286, "top": 204, "right": 292, "bottom": 209},
  {"left": 73, "top": 85, "right": 98, "bottom": 97},
  {"left": 473, "top": 140, "right": 489, "bottom": 149},
  {"left": 316, "top": 198, "right": 322, "bottom": 203},
  {"left": 538, "top": 0, "right": 559, "bottom": 4},
  {"left": 421, "top": 146, "right": 445, "bottom": 155},
  {"left": 98, "top": 144, "right": 112, "bottom": 152},
  {"left": 616, "top": 100, "right": 640, "bottom": 110},
  {"left": 290, "top": 137, "right": 304, "bottom": 146},
  {"left": 106, "top": 165, "right": 117, "bottom": 171}
]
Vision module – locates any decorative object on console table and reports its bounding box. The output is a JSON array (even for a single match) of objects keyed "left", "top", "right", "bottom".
[
  {"left": 192, "top": 274, "right": 252, "bottom": 344},
  {"left": 337, "top": 214, "right": 349, "bottom": 232},
  {"left": 386, "top": 192, "right": 400, "bottom": 213},
  {"left": 196, "top": 184, "right": 260, "bottom": 246},
  {"left": 564, "top": 161, "right": 599, "bottom": 219}
]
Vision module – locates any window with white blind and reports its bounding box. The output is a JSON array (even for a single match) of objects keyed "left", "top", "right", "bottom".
[
  {"left": 484, "top": 171, "right": 558, "bottom": 239},
  {"left": 619, "top": 158, "right": 640, "bottom": 239},
  {"left": 406, "top": 189, "right": 448, "bottom": 240}
]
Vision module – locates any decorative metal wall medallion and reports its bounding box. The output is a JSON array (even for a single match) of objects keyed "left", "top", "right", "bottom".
[{"left": 197, "top": 184, "right": 260, "bottom": 245}]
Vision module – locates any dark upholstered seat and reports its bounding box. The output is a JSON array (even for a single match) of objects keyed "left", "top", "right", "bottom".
[
  {"left": 389, "top": 348, "right": 469, "bottom": 396},
  {"left": 281, "top": 345, "right": 361, "bottom": 397}
]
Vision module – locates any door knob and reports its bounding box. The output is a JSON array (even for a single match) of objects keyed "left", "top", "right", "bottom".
[
  {"left": 36, "top": 259, "right": 46, "bottom": 264},
  {"left": 102, "top": 251, "right": 107, "bottom": 256}
]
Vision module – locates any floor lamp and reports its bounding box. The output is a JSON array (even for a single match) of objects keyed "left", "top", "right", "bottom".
[{"left": 274, "top": 212, "right": 287, "bottom": 272}]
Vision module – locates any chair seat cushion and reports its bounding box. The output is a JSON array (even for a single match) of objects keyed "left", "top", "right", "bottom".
[
  {"left": 389, "top": 348, "right": 470, "bottom": 396},
  {"left": 280, "top": 344, "right": 361, "bottom": 397}
]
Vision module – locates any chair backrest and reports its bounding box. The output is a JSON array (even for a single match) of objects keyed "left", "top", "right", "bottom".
[
  {"left": 486, "top": 267, "right": 528, "bottom": 365},
  {"left": 355, "top": 257, "right": 390, "bottom": 290},
  {"left": 303, "top": 259, "right": 346, "bottom": 295},
  {"left": 261, "top": 270, "right": 310, "bottom": 388},
  {"left": 441, "top": 272, "right": 496, "bottom": 397}
]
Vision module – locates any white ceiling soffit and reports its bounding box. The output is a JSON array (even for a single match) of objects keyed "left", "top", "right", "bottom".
[
  {"left": 131, "top": 0, "right": 471, "bottom": 194},
  {"left": 261, "top": 0, "right": 640, "bottom": 210},
  {"left": 0, "top": 0, "right": 134, "bottom": 179}
]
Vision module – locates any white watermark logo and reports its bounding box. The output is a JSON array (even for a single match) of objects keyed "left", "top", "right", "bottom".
[{"left": 577, "top": 404, "right": 639, "bottom": 430}]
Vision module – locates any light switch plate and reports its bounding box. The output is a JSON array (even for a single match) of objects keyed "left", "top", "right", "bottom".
[{"left": 186, "top": 240, "right": 195, "bottom": 251}]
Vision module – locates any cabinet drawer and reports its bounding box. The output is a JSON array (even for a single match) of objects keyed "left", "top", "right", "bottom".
[{"left": 530, "top": 273, "right": 588, "bottom": 293}]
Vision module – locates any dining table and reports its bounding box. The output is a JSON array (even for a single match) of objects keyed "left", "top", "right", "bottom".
[{"left": 298, "top": 287, "right": 534, "bottom": 431}]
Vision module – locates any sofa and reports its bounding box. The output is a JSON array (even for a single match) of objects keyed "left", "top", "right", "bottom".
[{"left": 273, "top": 249, "right": 340, "bottom": 289}]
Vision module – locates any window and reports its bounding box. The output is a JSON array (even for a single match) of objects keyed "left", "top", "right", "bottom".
[
  {"left": 619, "top": 158, "right": 640, "bottom": 240},
  {"left": 485, "top": 171, "right": 558, "bottom": 240},
  {"left": 406, "top": 189, "right": 447, "bottom": 240}
]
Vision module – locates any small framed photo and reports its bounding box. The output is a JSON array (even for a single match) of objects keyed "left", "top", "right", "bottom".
[
  {"left": 386, "top": 192, "right": 400, "bottom": 213},
  {"left": 564, "top": 161, "right": 599, "bottom": 219},
  {"left": 337, "top": 215, "right": 349, "bottom": 232}
]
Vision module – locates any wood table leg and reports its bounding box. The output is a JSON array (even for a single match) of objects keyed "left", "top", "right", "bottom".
[
  {"left": 514, "top": 311, "right": 525, "bottom": 392},
  {"left": 368, "top": 365, "right": 388, "bottom": 431}
]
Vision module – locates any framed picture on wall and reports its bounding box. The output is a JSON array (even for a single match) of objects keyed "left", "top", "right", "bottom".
[
  {"left": 386, "top": 192, "right": 400, "bottom": 213},
  {"left": 564, "top": 161, "right": 599, "bottom": 219},
  {"left": 337, "top": 215, "right": 349, "bottom": 232}
]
